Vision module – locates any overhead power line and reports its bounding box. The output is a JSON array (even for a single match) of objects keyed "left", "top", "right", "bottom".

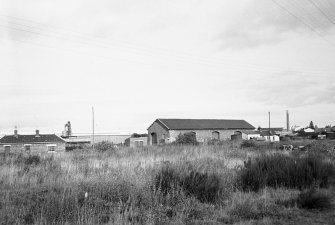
[
  {"left": 307, "top": 0, "right": 335, "bottom": 25},
  {"left": 272, "top": 0, "right": 335, "bottom": 47},
  {"left": 0, "top": 13, "right": 333, "bottom": 77}
]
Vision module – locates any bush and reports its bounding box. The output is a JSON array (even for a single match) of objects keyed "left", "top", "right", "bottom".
[
  {"left": 174, "top": 132, "right": 198, "bottom": 145},
  {"left": 154, "top": 165, "right": 222, "bottom": 203},
  {"left": 25, "top": 155, "right": 41, "bottom": 165},
  {"left": 228, "top": 192, "right": 282, "bottom": 220},
  {"left": 94, "top": 141, "right": 115, "bottom": 152},
  {"left": 238, "top": 153, "right": 334, "bottom": 191},
  {"left": 154, "top": 165, "right": 180, "bottom": 195},
  {"left": 14, "top": 154, "right": 41, "bottom": 166},
  {"left": 297, "top": 189, "right": 332, "bottom": 210},
  {"left": 182, "top": 171, "right": 221, "bottom": 203},
  {"left": 240, "top": 140, "right": 256, "bottom": 148},
  {"left": 305, "top": 140, "right": 335, "bottom": 159},
  {"left": 206, "top": 139, "right": 226, "bottom": 145}
]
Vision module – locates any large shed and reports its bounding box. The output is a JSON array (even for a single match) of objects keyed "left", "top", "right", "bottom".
[{"left": 147, "top": 118, "right": 255, "bottom": 145}]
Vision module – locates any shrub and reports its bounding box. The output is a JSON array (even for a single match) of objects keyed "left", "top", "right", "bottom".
[
  {"left": 131, "top": 133, "right": 148, "bottom": 138},
  {"left": 206, "top": 139, "right": 226, "bottom": 145},
  {"left": 94, "top": 141, "right": 115, "bottom": 152},
  {"left": 174, "top": 132, "right": 198, "bottom": 145},
  {"left": 182, "top": 171, "right": 221, "bottom": 203},
  {"left": 14, "top": 154, "right": 41, "bottom": 166},
  {"left": 297, "top": 189, "right": 332, "bottom": 210},
  {"left": 238, "top": 153, "right": 334, "bottom": 191},
  {"left": 305, "top": 140, "right": 335, "bottom": 159},
  {"left": 240, "top": 140, "right": 256, "bottom": 148},
  {"left": 154, "top": 165, "right": 180, "bottom": 195},
  {"left": 228, "top": 192, "right": 282, "bottom": 220},
  {"left": 25, "top": 155, "right": 41, "bottom": 165},
  {"left": 153, "top": 165, "right": 222, "bottom": 203}
]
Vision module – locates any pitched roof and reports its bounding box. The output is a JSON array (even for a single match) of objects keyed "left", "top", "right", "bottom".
[
  {"left": 242, "top": 130, "right": 260, "bottom": 135},
  {"left": 0, "top": 134, "right": 66, "bottom": 144},
  {"left": 260, "top": 131, "right": 279, "bottom": 136},
  {"left": 154, "top": 119, "right": 255, "bottom": 130},
  {"left": 260, "top": 127, "right": 283, "bottom": 132}
]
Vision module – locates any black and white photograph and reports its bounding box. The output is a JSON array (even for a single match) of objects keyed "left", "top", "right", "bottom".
[{"left": 1, "top": 0, "right": 335, "bottom": 224}]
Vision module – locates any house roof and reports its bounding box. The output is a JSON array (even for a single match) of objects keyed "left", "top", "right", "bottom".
[
  {"left": 260, "top": 127, "right": 283, "bottom": 132},
  {"left": 153, "top": 119, "right": 255, "bottom": 130},
  {"left": 0, "top": 134, "right": 66, "bottom": 144},
  {"left": 304, "top": 128, "right": 315, "bottom": 133},
  {"left": 242, "top": 130, "right": 260, "bottom": 135},
  {"left": 260, "top": 131, "right": 275, "bottom": 136}
]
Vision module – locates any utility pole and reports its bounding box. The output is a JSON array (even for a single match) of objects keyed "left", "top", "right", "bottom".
[
  {"left": 92, "top": 107, "right": 95, "bottom": 151},
  {"left": 286, "top": 110, "right": 290, "bottom": 131}
]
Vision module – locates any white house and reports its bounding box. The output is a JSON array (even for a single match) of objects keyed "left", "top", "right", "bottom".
[
  {"left": 242, "top": 130, "right": 261, "bottom": 140},
  {"left": 303, "top": 128, "right": 315, "bottom": 133},
  {"left": 260, "top": 131, "right": 280, "bottom": 142}
]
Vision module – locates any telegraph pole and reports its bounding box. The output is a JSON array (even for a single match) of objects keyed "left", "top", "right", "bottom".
[
  {"left": 286, "top": 110, "right": 289, "bottom": 131},
  {"left": 92, "top": 107, "right": 95, "bottom": 151}
]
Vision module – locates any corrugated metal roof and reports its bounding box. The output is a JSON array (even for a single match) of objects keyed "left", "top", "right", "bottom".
[
  {"left": 156, "top": 119, "right": 255, "bottom": 130},
  {"left": 0, "top": 134, "right": 65, "bottom": 144}
]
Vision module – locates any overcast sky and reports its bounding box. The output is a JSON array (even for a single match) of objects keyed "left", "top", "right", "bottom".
[{"left": 1, "top": 0, "right": 335, "bottom": 134}]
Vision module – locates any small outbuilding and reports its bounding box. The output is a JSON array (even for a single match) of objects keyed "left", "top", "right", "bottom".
[{"left": 130, "top": 137, "right": 148, "bottom": 148}]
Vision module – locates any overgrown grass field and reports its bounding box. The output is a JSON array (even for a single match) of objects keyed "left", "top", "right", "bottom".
[{"left": 0, "top": 140, "right": 334, "bottom": 224}]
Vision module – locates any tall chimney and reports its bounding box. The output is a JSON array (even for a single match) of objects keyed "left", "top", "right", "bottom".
[
  {"left": 268, "top": 112, "right": 271, "bottom": 130},
  {"left": 286, "top": 110, "right": 290, "bottom": 131},
  {"left": 14, "top": 126, "right": 18, "bottom": 138}
]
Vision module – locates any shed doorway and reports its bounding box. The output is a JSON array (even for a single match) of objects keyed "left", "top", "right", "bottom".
[{"left": 151, "top": 132, "right": 158, "bottom": 145}]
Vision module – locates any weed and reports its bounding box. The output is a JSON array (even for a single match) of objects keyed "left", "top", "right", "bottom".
[
  {"left": 239, "top": 153, "right": 334, "bottom": 191},
  {"left": 24, "top": 155, "right": 41, "bottom": 165},
  {"left": 153, "top": 164, "right": 223, "bottom": 203},
  {"left": 241, "top": 140, "right": 257, "bottom": 148},
  {"left": 297, "top": 189, "right": 332, "bottom": 210},
  {"left": 154, "top": 165, "right": 180, "bottom": 195},
  {"left": 182, "top": 171, "right": 221, "bottom": 203},
  {"left": 94, "top": 141, "right": 115, "bottom": 152},
  {"left": 174, "top": 132, "right": 198, "bottom": 145}
]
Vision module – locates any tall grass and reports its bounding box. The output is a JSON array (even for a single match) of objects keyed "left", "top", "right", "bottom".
[
  {"left": 239, "top": 152, "right": 334, "bottom": 191},
  {"left": 0, "top": 141, "right": 334, "bottom": 224}
]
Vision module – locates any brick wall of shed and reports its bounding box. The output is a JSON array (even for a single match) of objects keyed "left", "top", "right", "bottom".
[
  {"left": 147, "top": 121, "right": 169, "bottom": 145},
  {"left": 130, "top": 137, "right": 148, "bottom": 148},
  {"left": 0, "top": 143, "right": 66, "bottom": 153},
  {"left": 168, "top": 129, "right": 249, "bottom": 142}
]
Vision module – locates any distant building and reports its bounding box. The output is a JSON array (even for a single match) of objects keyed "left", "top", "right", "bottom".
[
  {"left": 130, "top": 137, "right": 148, "bottom": 148},
  {"left": 292, "top": 126, "right": 304, "bottom": 132},
  {"left": 74, "top": 134, "right": 131, "bottom": 145},
  {"left": 62, "top": 136, "right": 91, "bottom": 151},
  {"left": 0, "top": 128, "right": 66, "bottom": 153},
  {"left": 303, "top": 128, "right": 315, "bottom": 133},
  {"left": 260, "top": 130, "right": 280, "bottom": 142},
  {"left": 242, "top": 130, "right": 261, "bottom": 140},
  {"left": 259, "top": 127, "right": 283, "bottom": 135},
  {"left": 147, "top": 118, "right": 255, "bottom": 145}
]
